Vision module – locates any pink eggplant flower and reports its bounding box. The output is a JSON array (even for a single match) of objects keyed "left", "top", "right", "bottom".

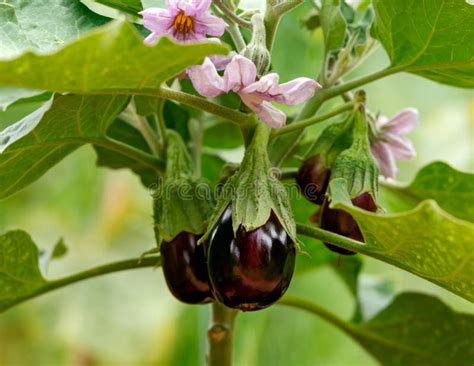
[
  {"left": 140, "top": 0, "right": 227, "bottom": 44},
  {"left": 187, "top": 55, "right": 320, "bottom": 128},
  {"left": 371, "top": 108, "right": 419, "bottom": 178}
]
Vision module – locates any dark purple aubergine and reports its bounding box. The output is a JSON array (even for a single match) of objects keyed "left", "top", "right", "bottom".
[
  {"left": 296, "top": 155, "right": 330, "bottom": 205},
  {"left": 320, "top": 192, "right": 377, "bottom": 255},
  {"left": 207, "top": 206, "right": 296, "bottom": 311},
  {"left": 160, "top": 232, "right": 213, "bottom": 304}
]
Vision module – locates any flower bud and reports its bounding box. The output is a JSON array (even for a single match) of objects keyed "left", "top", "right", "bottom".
[{"left": 241, "top": 14, "right": 271, "bottom": 75}]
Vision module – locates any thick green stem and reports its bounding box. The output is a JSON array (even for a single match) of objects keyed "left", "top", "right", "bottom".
[
  {"left": 95, "top": 137, "right": 165, "bottom": 171},
  {"left": 207, "top": 302, "right": 238, "bottom": 366},
  {"left": 227, "top": 23, "right": 246, "bottom": 52},
  {"left": 272, "top": 101, "right": 354, "bottom": 136},
  {"left": 296, "top": 223, "right": 366, "bottom": 253},
  {"left": 155, "top": 86, "right": 250, "bottom": 126},
  {"left": 320, "top": 66, "right": 400, "bottom": 102},
  {"left": 2, "top": 255, "right": 161, "bottom": 313}
]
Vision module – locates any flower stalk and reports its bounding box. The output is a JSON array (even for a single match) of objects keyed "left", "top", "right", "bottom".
[{"left": 272, "top": 100, "right": 355, "bottom": 136}]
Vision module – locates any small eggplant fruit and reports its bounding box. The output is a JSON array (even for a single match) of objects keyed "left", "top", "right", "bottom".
[
  {"left": 207, "top": 206, "right": 296, "bottom": 311},
  {"left": 296, "top": 155, "right": 330, "bottom": 205},
  {"left": 160, "top": 232, "right": 213, "bottom": 304},
  {"left": 320, "top": 192, "right": 376, "bottom": 255}
]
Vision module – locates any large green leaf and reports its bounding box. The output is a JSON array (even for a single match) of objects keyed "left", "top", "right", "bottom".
[
  {"left": 321, "top": 0, "right": 347, "bottom": 52},
  {"left": 283, "top": 292, "right": 474, "bottom": 365},
  {"left": 381, "top": 161, "right": 474, "bottom": 222},
  {"left": 325, "top": 178, "right": 474, "bottom": 302},
  {"left": 0, "top": 20, "right": 229, "bottom": 93},
  {"left": 0, "top": 0, "right": 108, "bottom": 58},
  {"left": 0, "top": 94, "right": 129, "bottom": 199},
  {"left": 355, "top": 293, "right": 474, "bottom": 365},
  {"left": 0, "top": 231, "right": 47, "bottom": 311},
  {"left": 372, "top": 0, "right": 474, "bottom": 88}
]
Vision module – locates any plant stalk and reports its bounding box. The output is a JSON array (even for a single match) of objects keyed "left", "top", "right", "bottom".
[
  {"left": 155, "top": 86, "right": 250, "bottom": 126},
  {"left": 207, "top": 302, "right": 238, "bottom": 366},
  {"left": 272, "top": 101, "right": 354, "bottom": 136},
  {"left": 1, "top": 255, "right": 161, "bottom": 313},
  {"left": 95, "top": 137, "right": 165, "bottom": 171}
]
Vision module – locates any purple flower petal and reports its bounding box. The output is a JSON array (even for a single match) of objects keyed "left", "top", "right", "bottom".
[
  {"left": 187, "top": 0, "right": 212, "bottom": 16},
  {"left": 385, "top": 133, "right": 416, "bottom": 160},
  {"left": 371, "top": 141, "right": 398, "bottom": 178},
  {"left": 165, "top": 0, "right": 181, "bottom": 14},
  {"left": 385, "top": 108, "right": 419, "bottom": 135},
  {"left": 223, "top": 55, "right": 257, "bottom": 92},
  {"left": 187, "top": 58, "right": 227, "bottom": 97},
  {"left": 194, "top": 14, "right": 228, "bottom": 36},
  {"left": 241, "top": 93, "right": 286, "bottom": 128},
  {"left": 240, "top": 73, "right": 280, "bottom": 98},
  {"left": 273, "top": 78, "right": 320, "bottom": 105},
  {"left": 140, "top": 8, "right": 174, "bottom": 38},
  {"left": 209, "top": 51, "right": 236, "bottom": 70}
]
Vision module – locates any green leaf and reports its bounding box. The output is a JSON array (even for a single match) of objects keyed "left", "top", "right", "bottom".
[
  {"left": 0, "top": 0, "right": 109, "bottom": 58},
  {"left": 0, "top": 230, "right": 160, "bottom": 313},
  {"left": 321, "top": 0, "right": 347, "bottom": 51},
  {"left": 0, "top": 21, "right": 229, "bottom": 93},
  {"left": 283, "top": 292, "right": 474, "bottom": 366},
  {"left": 0, "top": 94, "right": 128, "bottom": 199},
  {"left": 0, "top": 87, "right": 45, "bottom": 112},
  {"left": 94, "top": 118, "right": 159, "bottom": 187},
  {"left": 372, "top": 0, "right": 474, "bottom": 88},
  {"left": 203, "top": 119, "right": 243, "bottom": 149},
  {"left": 328, "top": 178, "right": 474, "bottom": 302},
  {"left": 354, "top": 293, "right": 474, "bottom": 365},
  {"left": 94, "top": 0, "right": 142, "bottom": 15},
  {"left": 0, "top": 230, "right": 47, "bottom": 312},
  {"left": 381, "top": 161, "right": 474, "bottom": 222}
]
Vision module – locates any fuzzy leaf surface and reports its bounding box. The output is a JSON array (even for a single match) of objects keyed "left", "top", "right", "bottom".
[
  {"left": 0, "top": 21, "right": 229, "bottom": 94},
  {"left": 0, "top": 94, "right": 128, "bottom": 199},
  {"left": 372, "top": 0, "right": 474, "bottom": 87},
  {"left": 326, "top": 178, "right": 474, "bottom": 302}
]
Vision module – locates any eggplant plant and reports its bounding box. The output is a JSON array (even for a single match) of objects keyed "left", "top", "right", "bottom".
[{"left": 0, "top": 0, "right": 473, "bottom": 365}]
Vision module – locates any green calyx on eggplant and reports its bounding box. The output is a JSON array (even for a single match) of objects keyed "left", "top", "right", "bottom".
[
  {"left": 207, "top": 205, "right": 296, "bottom": 311},
  {"left": 161, "top": 232, "right": 213, "bottom": 304},
  {"left": 320, "top": 192, "right": 376, "bottom": 255}
]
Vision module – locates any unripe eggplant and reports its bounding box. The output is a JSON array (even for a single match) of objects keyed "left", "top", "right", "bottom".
[
  {"left": 207, "top": 206, "right": 296, "bottom": 311},
  {"left": 296, "top": 154, "right": 330, "bottom": 205},
  {"left": 320, "top": 192, "right": 376, "bottom": 255},
  {"left": 160, "top": 232, "right": 213, "bottom": 304}
]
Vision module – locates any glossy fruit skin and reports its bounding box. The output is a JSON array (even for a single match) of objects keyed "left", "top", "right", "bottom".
[
  {"left": 296, "top": 155, "right": 330, "bottom": 205},
  {"left": 207, "top": 206, "right": 296, "bottom": 311},
  {"left": 320, "top": 192, "right": 377, "bottom": 255},
  {"left": 160, "top": 232, "right": 213, "bottom": 304}
]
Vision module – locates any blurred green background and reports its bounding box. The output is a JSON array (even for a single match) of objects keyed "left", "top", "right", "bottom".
[{"left": 0, "top": 2, "right": 473, "bottom": 365}]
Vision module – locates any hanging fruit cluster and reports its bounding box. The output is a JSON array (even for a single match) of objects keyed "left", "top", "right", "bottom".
[
  {"left": 296, "top": 104, "right": 378, "bottom": 256},
  {"left": 155, "top": 125, "right": 296, "bottom": 311}
]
